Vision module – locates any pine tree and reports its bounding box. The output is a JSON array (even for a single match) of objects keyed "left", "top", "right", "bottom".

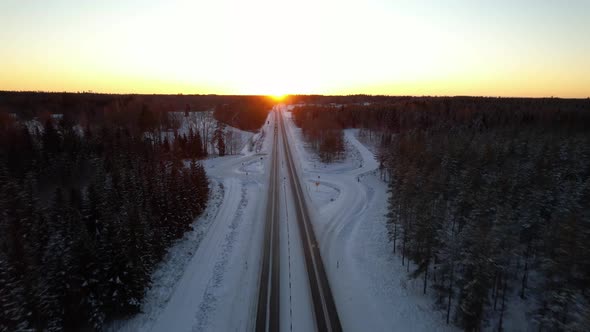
[
  {"left": 42, "top": 118, "right": 61, "bottom": 158},
  {"left": 213, "top": 123, "right": 226, "bottom": 156}
]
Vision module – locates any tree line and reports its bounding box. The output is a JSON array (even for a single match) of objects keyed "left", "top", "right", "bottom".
[
  {"left": 213, "top": 96, "right": 274, "bottom": 131},
  {"left": 0, "top": 104, "right": 209, "bottom": 330},
  {"left": 0, "top": 91, "right": 275, "bottom": 121},
  {"left": 289, "top": 97, "right": 590, "bottom": 331},
  {"left": 291, "top": 105, "right": 346, "bottom": 163}
]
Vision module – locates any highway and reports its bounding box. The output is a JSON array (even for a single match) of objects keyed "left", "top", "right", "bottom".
[
  {"left": 256, "top": 115, "right": 280, "bottom": 331},
  {"left": 256, "top": 109, "right": 342, "bottom": 332}
]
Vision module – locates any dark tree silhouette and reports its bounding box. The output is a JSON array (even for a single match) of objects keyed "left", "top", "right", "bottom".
[{"left": 0, "top": 99, "right": 210, "bottom": 331}]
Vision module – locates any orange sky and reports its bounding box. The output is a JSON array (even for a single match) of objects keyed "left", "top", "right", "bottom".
[{"left": 1, "top": 0, "right": 589, "bottom": 97}]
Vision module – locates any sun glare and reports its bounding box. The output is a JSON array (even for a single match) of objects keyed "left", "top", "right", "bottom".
[{"left": 270, "top": 94, "right": 286, "bottom": 101}]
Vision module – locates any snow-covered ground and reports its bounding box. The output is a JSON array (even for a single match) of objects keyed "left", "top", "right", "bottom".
[
  {"left": 281, "top": 106, "right": 458, "bottom": 331},
  {"left": 111, "top": 114, "right": 276, "bottom": 332}
]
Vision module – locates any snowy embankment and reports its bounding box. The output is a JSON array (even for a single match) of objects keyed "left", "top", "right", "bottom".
[
  {"left": 111, "top": 113, "right": 275, "bottom": 332},
  {"left": 282, "top": 106, "right": 458, "bottom": 331}
]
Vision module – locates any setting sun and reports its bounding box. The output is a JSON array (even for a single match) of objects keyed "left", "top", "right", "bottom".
[{"left": 270, "top": 94, "right": 286, "bottom": 101}]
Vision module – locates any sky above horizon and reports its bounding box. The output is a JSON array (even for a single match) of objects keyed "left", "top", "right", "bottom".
[{"left": 1, "top": 0, "right": 589, "bottom": 97}]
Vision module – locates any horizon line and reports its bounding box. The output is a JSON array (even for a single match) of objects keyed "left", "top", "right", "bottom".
[{"left": 1, "top": 90, "right": 589, "bottom": 100}]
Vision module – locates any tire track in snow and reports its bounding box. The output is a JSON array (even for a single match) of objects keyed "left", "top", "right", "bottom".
[{"left": 192, "top": 185, "right": 248, "bottom": 332}]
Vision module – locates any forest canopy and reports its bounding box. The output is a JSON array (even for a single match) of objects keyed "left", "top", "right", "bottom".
[{"left": 0, "top": 93, "right": 212, "bottom": 331}]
